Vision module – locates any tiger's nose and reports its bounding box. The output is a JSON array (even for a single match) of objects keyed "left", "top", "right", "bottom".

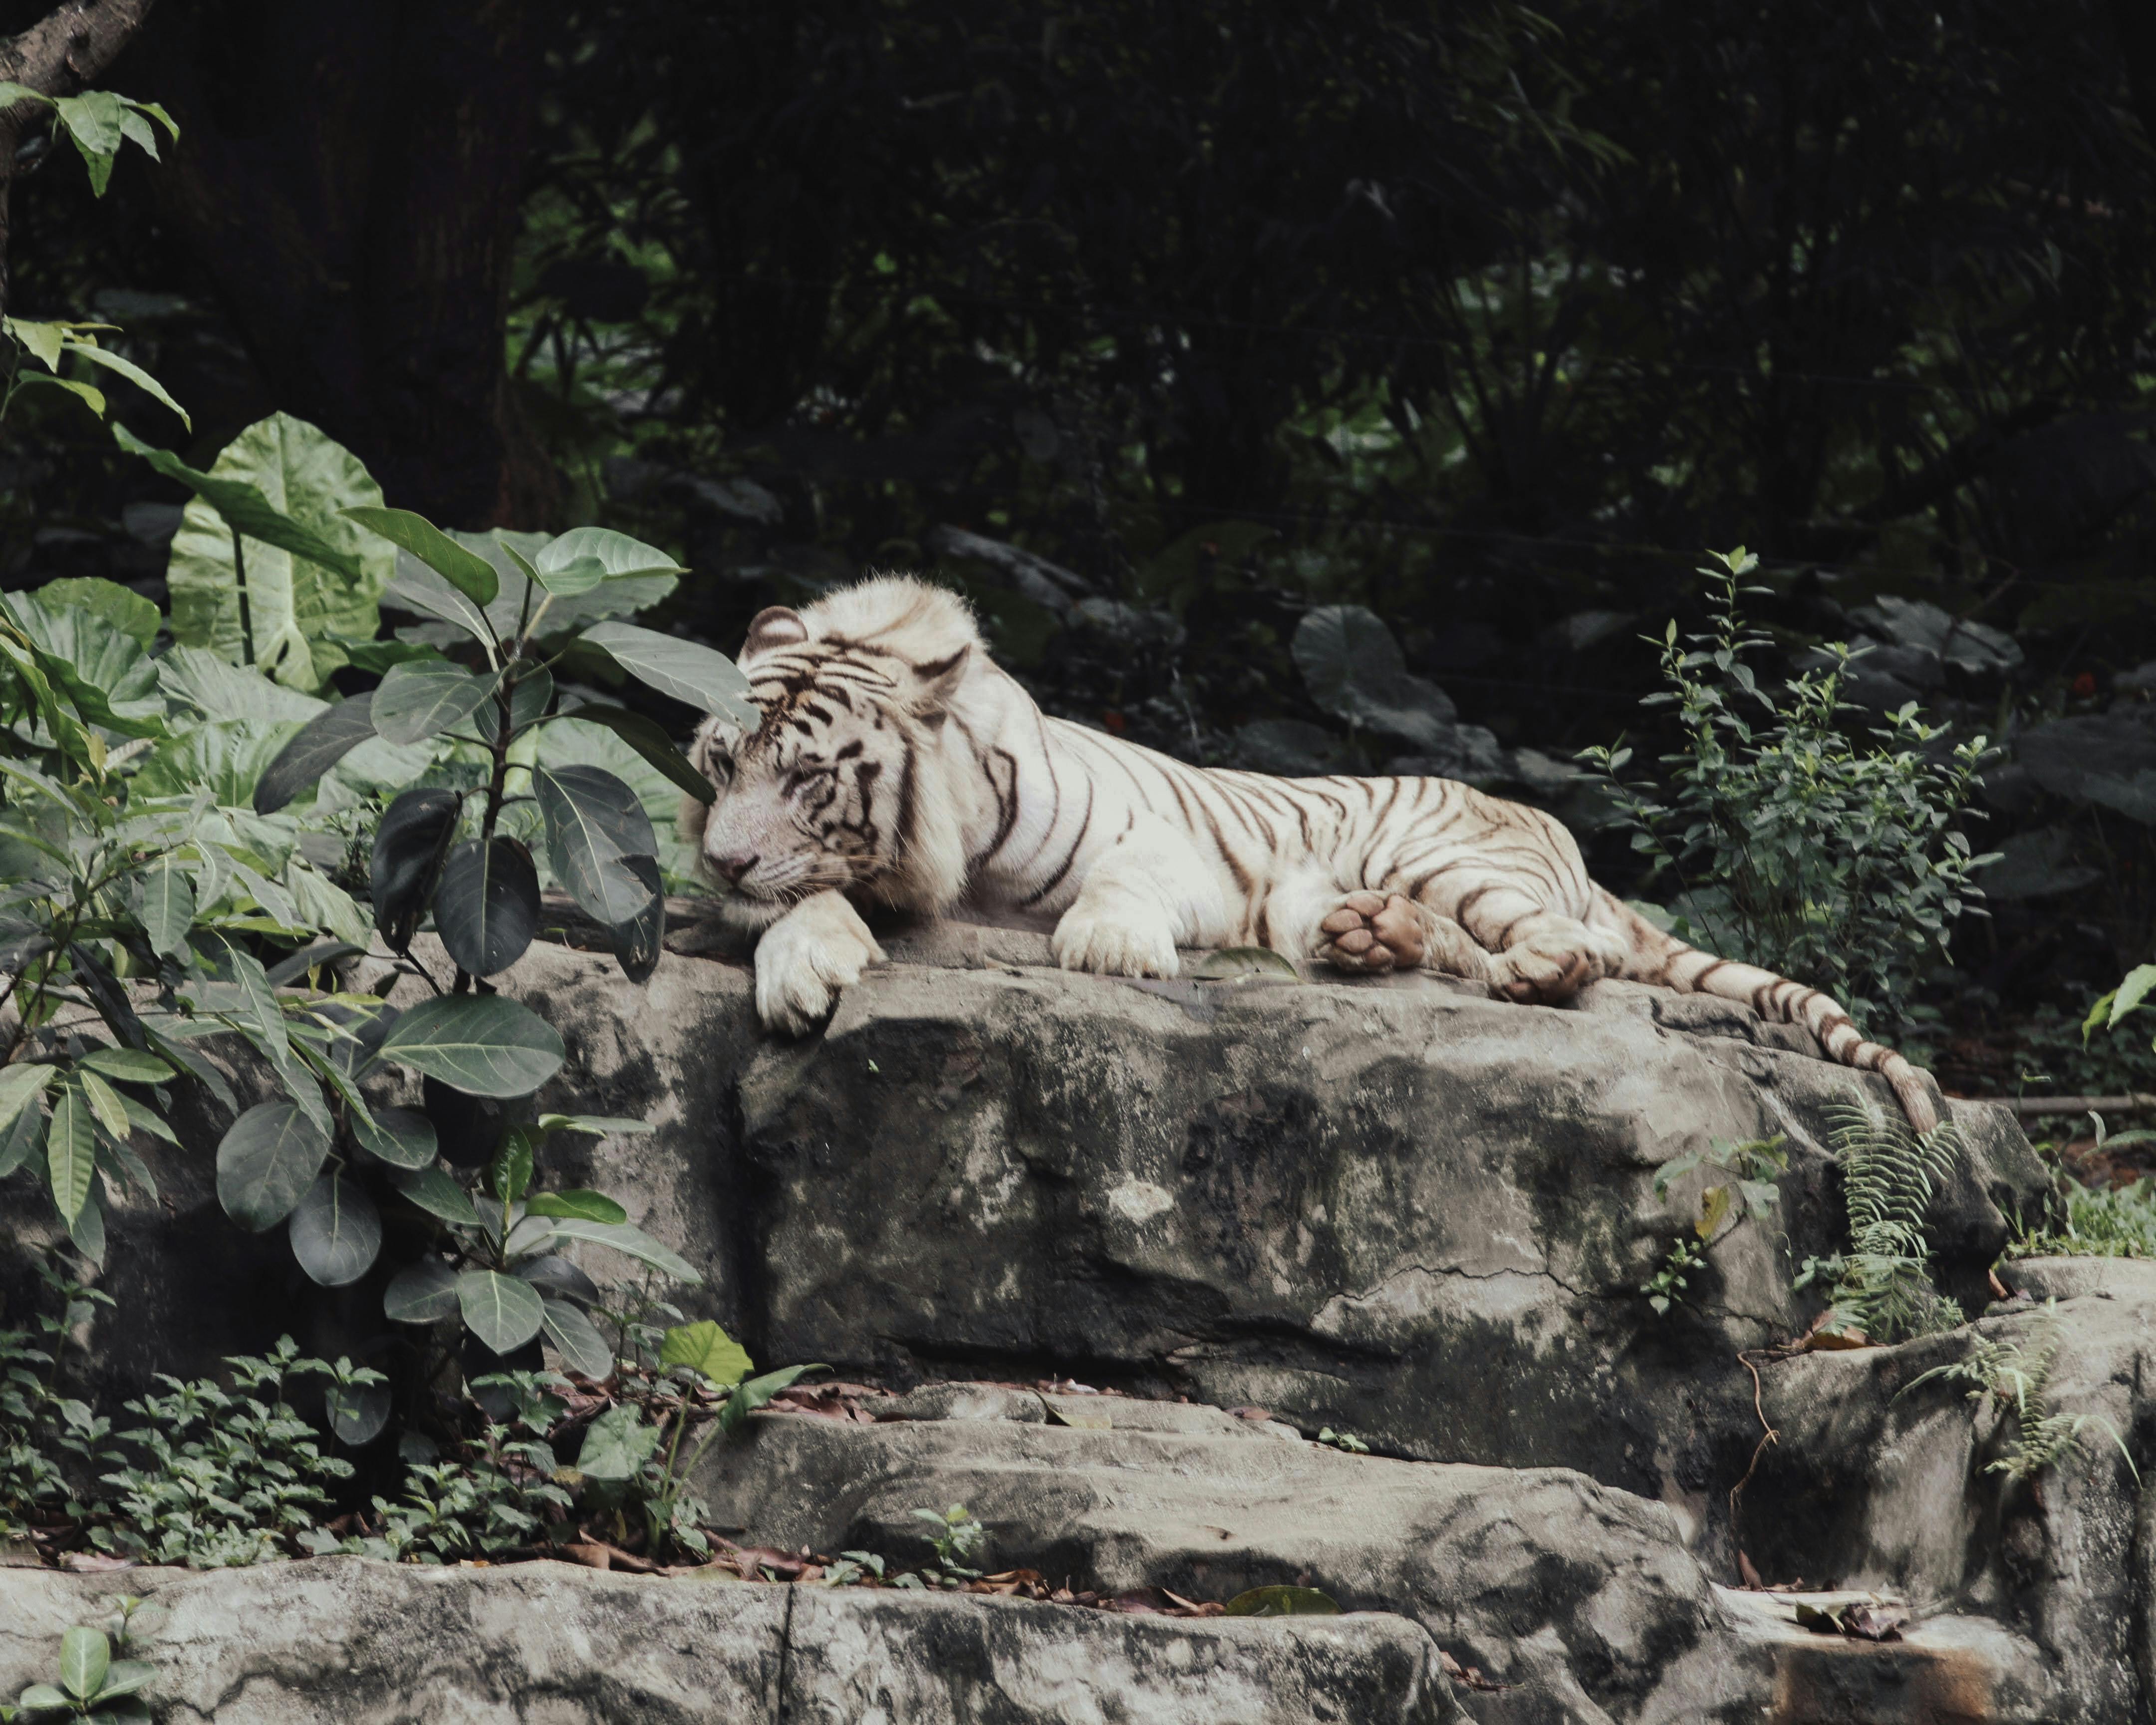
[{"left": 710, "top": 850, "right": 759, "bottom": 884}]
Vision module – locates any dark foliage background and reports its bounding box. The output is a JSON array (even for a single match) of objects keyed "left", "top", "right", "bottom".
[{"left": 4, "top": 0, "right": 2156, "bottom": 1091}]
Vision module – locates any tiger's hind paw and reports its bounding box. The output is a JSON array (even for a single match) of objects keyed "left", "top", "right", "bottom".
[
  {"left": 1317, "top": 891, "right": 1426, "bottom": 974},
  {"left": 1489, "top": 923, "right": 1624, "bottom": 1004}
]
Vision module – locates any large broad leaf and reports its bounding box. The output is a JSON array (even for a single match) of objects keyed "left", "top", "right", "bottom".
[
  {"left": 137, "top": 859, "right": 197, "bottom": 957},
  {"left": 215, "top": 1098, "right": 331, "bottom": 1231},
  {"left": 537, "top": 718, "right": 702, "bottom": 881},
  {"left": 324, "top": 1378, "right": 392, "bottom": 1445},
  {"left": 372, "top": 661, "right": 500, "bottom": 746},
  {"left": 580, "top": 621, "right": 759, "bottom": 724},
  {"left": 542, "top": 526, "right": 687, "bottom": 583},
  {"left": 370, "top": 787, "right": 462, "bottom": 950},
  {"left": 135, "top": 718, "right": 298, "bottom": 808},
  {"left": 434, "top": 837, "right": 540, "bottom": 976},
  {"left": 254, "top": 692, "right": 378, "bottom": 813},
  {"left": 540, "top": 1297, "right": 614, "bottom": 1380},
  {"left": 611, "top": 856, "right": 664, "bottom": 984},
  {"left": 0, "top": 1099, "right": 45, "bottom": 1179},
  {"left": 456, "top": 1267, "right": 546, "bottom": 1354},
  {"left": 532, "top": 1216, "right": 699, "bottom": 1282},
  {"left": 45, "top": 1080, "right": 94, "bottom": 1221},
  {"left": 58, "top": 1625, "right": 108, "bottom": 1701},
  {"left": 659, "top": 1319, "right": 752, "bottom": 1389},
  {"left": 575, "top": 1401, "right": 663, "bottom": 1481},
  {"left": 390, "top": 1165, "right": 481, "bottom": 1228},
  {"left": 351, "top": 1104, "right": 437, "bottom": 1169},
  {"left": 152, "top": 414, "right": 396, "bottom": 692},
  {"left": 373, "top": 994, "right": 564, "bottom": 1096},
  {"left": 288, "top": 1172, "right": 382, "bottom": 1286},
  {"left": 535, "top": 763, "right": 658, "bottom": 924},
  {"left": 1292, "top": 605, "right": 1458, "bottom": 752},
  {"left": 1, "top": 590, "right": 164, "bottom": 735},
  {"left": 523, "top": 1189, "right": 628, "bottom": 1223},
  {"left": 718, "top": 1363, "right": 827, "bottom": 1435},
  {"left": 342, "top": 506, "right": 500, "bottom": 608},
  {"left": 157, "top": 644, "right": 326, "bottom": 725},
  {"left": 33, "top": 576, "right": 159, "bottom": 644},
  {"left": 0, "top": 1062, "right": 56, "bottom": 1139},
  {"left": 384, "top": 1255, "right": 461, "bottom": 1323},
  {"left": 561, "top": 704, "right": 713, "bottom": 804},
  {"left": 384, "top": 554, "right": 497, "bottom": 647}
]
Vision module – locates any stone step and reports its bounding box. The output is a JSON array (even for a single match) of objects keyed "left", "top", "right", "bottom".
[{"left": 0, "top": 1555, "right": 1463, "bottom": 1725}]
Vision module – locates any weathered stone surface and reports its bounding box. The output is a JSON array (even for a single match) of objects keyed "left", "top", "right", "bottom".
[
  {"left": 697, "top": 1393, "right": 1741, "bottom": 1725},
  {"left": 1737, "top": 1257, "right": 2156, "bottom": 1723},
  {"left": 0, "top": 1556, "right": 1460, "bottom": 1724}
]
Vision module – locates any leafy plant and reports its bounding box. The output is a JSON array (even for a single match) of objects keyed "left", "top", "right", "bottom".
[
  {"left": 1901, "top": 1304, "right": 2137, "bottom": 1486},
  {"left": 303, "top": 1370, "right": 574, "bottom": 1564},
  {"left": 91, "top": 1337, "right": 363, "bottom": 1568},
  {"left": 381, "top": 1115, "right": 695, "bottom": 1390},
  {"left": 910, "top": 1502, "right": 988, "bottom": 1578},
  {"left": 1315, "top": 1427, "right": 1369, "bottom": 1453},
  {"left": 1796, "top": 1099, "right": 1965, "bottom": 1343},
  {"left": 0, "top": 79, "right": 175, "bottom": 197},
  {"left": 0, "top": 1261, "right": 114, "bottom": 1544},
  {"left": 1582, "top": 549, "right": 1997, "bottom": 1034},
  {"left": 1642, "top": 1135, "right": 1789, "bottom": 1316},
  {"left": 572, "top": 1317, "right": 821, "bottom": 1562},
  {"left": 6, "top": 1597, "right": 156, "bottom": 1722}
]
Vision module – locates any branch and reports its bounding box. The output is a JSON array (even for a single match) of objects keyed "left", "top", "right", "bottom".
[{"left": 0, "top": 0, "right": 155, "bottom": 109}]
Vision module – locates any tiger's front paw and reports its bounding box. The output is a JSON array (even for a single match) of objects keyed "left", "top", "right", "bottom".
[
  {"left": 1051, "top": 906, "right": 1181, "bottom": 979},
  {"left": 1317, "top": 891, "right": 1426, "bottom": 973},
  {"left": 754, "top": 896, "right": 886, "bottom": 1035}
]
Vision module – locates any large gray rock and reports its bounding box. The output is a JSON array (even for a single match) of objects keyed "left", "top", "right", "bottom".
[
  {"left": 0, "top": 1556, "right": 1461, "bottom": 1724},
  {"left": 695, "top": 1389, "right": 1742, "bottom": 1725},
  {"left": 1736, "top": 1257, "right": 2156, "bottom": 1723}
]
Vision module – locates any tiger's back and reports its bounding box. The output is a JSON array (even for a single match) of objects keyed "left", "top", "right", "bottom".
[{"left": 686, "top": 575, "right": 1940, "bottom": 1133}]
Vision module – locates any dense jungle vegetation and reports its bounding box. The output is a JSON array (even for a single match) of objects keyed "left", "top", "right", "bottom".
[{"left": 0, "top": 0, "right": 2154, "bottom": 1095}]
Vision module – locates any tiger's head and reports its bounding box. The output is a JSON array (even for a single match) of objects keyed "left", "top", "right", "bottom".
[{"left": 681, "top": 575, "right": 984, "bottom": 926}]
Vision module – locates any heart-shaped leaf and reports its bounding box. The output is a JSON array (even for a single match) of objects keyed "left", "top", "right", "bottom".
[
  {"left": 456, "top": 1267, "right": 545, "bottom": 1354},
  {"left": 351, "top": 1104, "right": 438, "bottom": 1169},
  {"left": 434, "top": 836, "right": 540, "bottom": 977},
  {"left": 289, "top": 1172, "right": 383, "bottom": 1286},
  {"left": 575, "top": 1401, "right": 661, "bottom": 1480},
  {"left": 215, "top": 1099, "right": 331, "bottom": 1231},
  {"left": 372, "top": 660, "right": 499, "bottom": 746},
  {"left": 370, "top": 786, "right": 462, "bottom": 951},
  {"left": 659, "top": 1319, "right": 752, "bottom": 1389},
  {"left": 390, "top": 1165, "right": 481, "bottom": 1229},
  {"left": 254, "top": 693, "right": 378, "bottom": 813},
  {"left": 384, "top": 1255, "right": 461, "bottom": 1323},
  {"left": 324, "top": 1378, "right": 391, "bottom": 1445},
  {"left": 540, "top": 1297, "right": 614, "bottom": 1380},
  {"left": 373, "top": 994, "right": 564, "bottom": 1097}
]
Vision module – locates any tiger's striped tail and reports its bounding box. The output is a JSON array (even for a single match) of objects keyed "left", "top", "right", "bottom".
[{"left": 1592, "top": 888, "right": 1941, "bottom": 1135}]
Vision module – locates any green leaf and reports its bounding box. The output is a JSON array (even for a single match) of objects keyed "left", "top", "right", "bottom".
[
  {"left": 369, "top": 787, "right": 462, "bottom": 950},
  {"left": 15, "top": 369, "right": 106, "bottom": 416},
  {"left": 0, "top": 1096, "right": 44, "bottom": 1179},
  {"left": 253, "top": 693, "right": 378, "bottom": 814},
  {"left": 560, "top": 704, "right": 713, "bottom": 804},
  {"left": 45, "top": 1081, "right": 95, "bottom": 1221},
  {"left": 137, "top": 415, "right": 392, "bottom": 692},
  {"left": 66, "top": 1187, "right": 105, "bottom": 1262},
  {"left": 536, "top": 762, "right": 660, "bottom": 925},
  {"left": 610, "top": 856, "right": 664, "bottom": 984},
  {"left": 1223, "top": 1586, "right": 1340, "bottom": 1617},
  {"left": 540, "top": 1298, "right": 613, "bottom": 1380},
  {"left": 575, "top": 1402, "right": 662, "bottom": 1480},
  {"left": 659, "top": 1320, "right": 752, "bottom": 1389},
  {"left": 373, "top": 993, "right": 564, "bottom": 1098},
  {"left": 541, "top": 526, "right": 687, "bottom": 583},
  {"left": 2109, "top": 964, "right": 2156, "bottom": 1030},
  {"left": 390, "top": 1165, "right": 481, "bottom": 1228},
  {"left": 76, "top": 1069, "right": 131, "bottom": 1142},
  {"left": 288, "top": 1172, "right": 382, "bottom": 1286},
  {"left": 58, "top": 1625, "right": 108, "bottom": 1700},
  {"left": 371, "top": 661, "right": 500, "bottom": 746},
  {"left": 488, "top": 1126, "right": 536, "bottom": 1204},
  {"left": 341, "top": 506, "right": 500, "bottom": 608},
  {"left": 456, "top": 1267, "right": 546, "bottom": 1354},
  {"left": 90, "top": 1659, "right": 155, "bottom": 1703},
  {"left": 215, "top": 1099, "right": 331, "bottom": 1231},
  {"left": 529, "top": 1217, "right": 700, "bottom": 1283},
  {"left": 60, "top": 340, "right": 189, "bottom": 431},
  {"left": 350, "top": 1104, "right": 437, "bottom": 1169},
  {"left": 1, "top": 589, "right": 164, "bottom": 735},
  {"left": 1192, "top": 946, "right": 1300, "bottom": 981},
  {"left": 16, "top": 1683, "right": 73, "bottom": 1712},
  {"left": 383, "top": 1256, "right": 460, "bottom": 1323},
  {"left": 221, "top": 943, "right": 333, "bottom": 1138},
  {"left": 719, "top": 1363, "right": 827, "bottom": 1435},
  {"left": 536, "top": 1113, "right": 654, "bottom": 1139},
  {"left": 323, "top": 1379, "right": 391, "bottom": 1445},
  {"left": 580, "top": 620, "right": 759, "bottom": 724},
  {"left": 433, "top": 836, "right": 540, "bottom": 977},
  {"left": 0, "top": 1062, "right": 55, "bottom": 1137},
  {"left": 33, "top": 576, "right": 159, "bottom": 643},
  {"left": 523, "top": 1189, "right": 628, "bottom": 1223},
  {"left": 1291, "top": 605, "right": 1457, "bottom": 752},
  {"left": 136, "top": 859, "right": 196, "bottom": 958}
]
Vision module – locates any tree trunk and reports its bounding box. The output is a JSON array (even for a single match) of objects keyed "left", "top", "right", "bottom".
[
  {"left": 125, "top": 0, "right": 553, "bottom": 528},
  {"left": 0, "top": 0, "right": 158, "bottom": 322}
]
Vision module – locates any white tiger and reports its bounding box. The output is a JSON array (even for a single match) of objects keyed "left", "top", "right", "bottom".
[{"left": 682, "top": 575, "right": 1940, "bottom": 1132}]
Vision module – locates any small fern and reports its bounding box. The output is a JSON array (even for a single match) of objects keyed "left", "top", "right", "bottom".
[
  {"left": 1794, "top": 1096, "right": 1964, "bottom": 1342},
  {"left": 1902, "top": 1305, "right": 2138, "bottom": 1485}
]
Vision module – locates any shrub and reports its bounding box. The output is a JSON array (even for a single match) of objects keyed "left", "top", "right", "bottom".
[{"left": 1581, "top": 549, "right": 1996, "bottom": 1033}]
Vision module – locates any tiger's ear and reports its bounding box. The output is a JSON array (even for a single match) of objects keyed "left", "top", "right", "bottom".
[
  {"left": 907, "top": 643, "right": 972, "bottom": 716},
  {"left": 742, "top": 606, "right": 808, "bottom": 657}
]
